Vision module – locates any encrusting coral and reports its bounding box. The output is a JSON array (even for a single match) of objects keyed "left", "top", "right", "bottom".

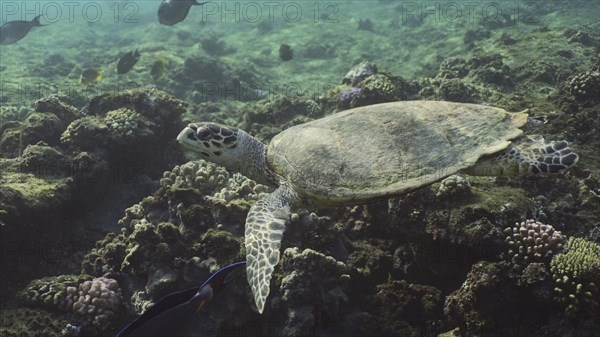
[
  {"left": 17, "top": 275, "right": 122, "bottom": 329},
  {"left": 18, "top": 275, "right": 93, "bottom": 309}
]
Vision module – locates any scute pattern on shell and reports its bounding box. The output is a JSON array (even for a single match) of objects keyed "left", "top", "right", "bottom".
[{"left": 267, "top": 101, "right": 527, "bottom": 206}]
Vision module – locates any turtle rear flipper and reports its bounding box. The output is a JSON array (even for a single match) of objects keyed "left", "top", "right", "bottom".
[
  {"left": 463, "top": 135, "right": 579, "bottom": 176},
  {"left": 245, "top": 182, "right": 298, "bottom": 313}
]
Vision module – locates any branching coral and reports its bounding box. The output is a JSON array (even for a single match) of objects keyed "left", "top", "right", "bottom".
[{"left": 550, "top": 237, "right": 600, "bottom": 318}]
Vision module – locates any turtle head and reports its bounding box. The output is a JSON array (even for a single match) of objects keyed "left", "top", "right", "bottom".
[
  {"left": 177, "top": 122, "right": 241, "bottom": 166},
  {"left": 177, "top": 122, "right": 277, "bottom": 186}
]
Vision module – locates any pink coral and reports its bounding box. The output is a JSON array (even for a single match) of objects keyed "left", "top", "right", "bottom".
[
  {"left": 504, "top": 219, "right": 566, "bottom": 265},
  {"left": 63, "top": 277, "right": 122, "bottom": 328}
]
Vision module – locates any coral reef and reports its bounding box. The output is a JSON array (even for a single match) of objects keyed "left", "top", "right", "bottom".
[
  {"left": 503, "top": 220, "right": 566, "bottom": 265},
  {"left": 17, "top": 142, "right": 69, "bottom": 175},
  {"left": 436, "top": 175, "right": 472, "bottom": 199},
  {"left": 338, "top": 87, "right": 362, "bottom": 104},
  {"left": 442, "top": 260, "right": 561, "bottom": 336},
  {"left": 0, "top": 308, "right": 70, "bottom": 337},
  {"left": 276, "top": 248, "right": 348, "bottom": 337},
  {"left": 1, "top": 89, "right": 186, "bottom": 241},
  {"left": 358, "top": 74, "right": 403, "bottom": 103},
  {"left": 211, "top": 173, "right": 270, "bottom": 203},
  {"left": 63, "top": 88, "right": 186, "bottom": 161},
  {"left": 18, "top": 274, "right": 93, "bottom": 309},
  {"left": 367, "top": 280, "right": 442, "bottom": 337},
  {"left": 0, "top": 105, "right": 31, "bottom": 124},
  {"left": 330, "top": 73, "right": 413, "bottom": 109},
  {"left": 80, "top": 157, "right": 255, "bottom": 318},
  {"left": 438, "top": 79, "right": 473, "bottom": 103},
  {"left": 105, "top": 108, "right": 142, "bottom": 137},
  {"left": 159, "top": 160, "right": 270, "bottom": 204},
  {"left": 63, "top": 277, "right": 123, "bottom": 328},
  {"left": 568, "top": 68, "right": 600, "bottom": 103},
  {"left": 160, "top": 161, "right": 230, "bottom": 194},
  {"left": 242, "top": 95, "right": 323, "bottom": 139},
  {"left": 0, "top": 111, "right": 65, "bottom": 157},
  {"left": 18, "top": 274, "right": 122, "bottom": 331},
  {"left": 342, "top": 60, "right": 378, "bottom": 86},
  {"left": 1, "top": 4, "right": 599, "bottom": 337},
  {"left": 550, "top": 237, "right": 600, "bottom": 318},
  {"left": 325, "top": 61, "right": 418, "bottom": 111},
  {"left": 33, "top": 95, "right": 78, "bottom": 124},
  {"left": 426, "top": 185, "right": 532, "bottom": 245},
  {"left": 436, "top": 54, "right": 512, "bottom": 86}
]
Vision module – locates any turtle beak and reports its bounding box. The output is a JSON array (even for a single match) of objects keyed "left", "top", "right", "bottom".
[{"left": 177, "top": 126, "right": 199, "bottom": 150}]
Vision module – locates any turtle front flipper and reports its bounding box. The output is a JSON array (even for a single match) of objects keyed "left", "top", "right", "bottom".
[
  {"left": 463, "top": 135, "right": 579, "bottom": 176},
  {"left": 245, "top": 182, "right": 299, "bottom": 313}
]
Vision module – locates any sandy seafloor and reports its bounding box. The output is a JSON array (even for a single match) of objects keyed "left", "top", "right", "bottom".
[{"left": 1, "top": 1, "right": 600, "bottom": 336}]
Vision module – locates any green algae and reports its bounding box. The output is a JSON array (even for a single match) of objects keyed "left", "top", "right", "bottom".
[{"left": 1, "top": 172, "right": 68, "bottom": 202}]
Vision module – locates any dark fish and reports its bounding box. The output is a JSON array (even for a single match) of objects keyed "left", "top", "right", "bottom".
[
  {"left": 117, "top": 49, "right": 141, "bottom": 74},
  {"left": 115, "top": 261, "right": 246, "bottom": 337},
  {"left": 158, "top": 0, "right": 206, "bottom": 26},
  {"left": 0, "top": 15, "right": 44, "bottom": 45}
]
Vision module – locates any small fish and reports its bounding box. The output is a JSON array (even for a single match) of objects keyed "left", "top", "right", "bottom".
[
  {"left": 80, "top": 68, "right": 102, "bottom": 84},
  {"left": 0, "top": 15, "right": 44, "bottom": 45},
  {"left": 115, "top": 261, "right": 246, "bottom": 337},
  {"left": 150, "top": 58, "right": 166, "bottom": 81},
  {"left": 158, "top": 0, "right": 206, "bottom": 26},
  {"left": 117, "top": 49, "right": 141, "bottom": 75}
]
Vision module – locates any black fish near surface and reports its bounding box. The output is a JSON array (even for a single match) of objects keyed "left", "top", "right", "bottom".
[
  {"left": 0, "top": 15, "right": 44, "bottom": 45},
  {"left": 158, "top": 0, "right": 206, "bottom": 26},
  {"left": 117, "top": 49, "right": 141, "bottom": 75},
  {"left": 115, "top": 261, "right": 246, "bottom": 337}
]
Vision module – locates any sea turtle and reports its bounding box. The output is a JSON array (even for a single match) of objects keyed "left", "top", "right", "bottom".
[{"left": 176, "top": 101, "right": 579, "bottom": 313}]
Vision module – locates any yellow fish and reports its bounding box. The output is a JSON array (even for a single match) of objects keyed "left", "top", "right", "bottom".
[
  {"left": 80, "top": 68, "right": 102, "bottom": 84},
  {"left": 150, "top": 58, "right": 166, "bottom": 81}
]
